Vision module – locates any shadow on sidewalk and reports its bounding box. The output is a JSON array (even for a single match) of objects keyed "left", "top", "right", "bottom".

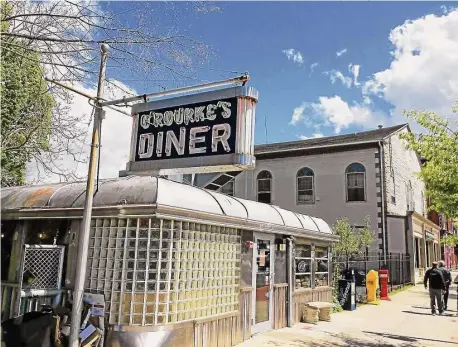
[
  {"left": 265, "top": 332, "right": 419, "bottom": 347},
  {"left": 362, "top": 331, "right": 458, "bottom": 345},
  {"left": 402, "top": 310, "right": 456, "bottom": 317},
  {"left": 411, "top": 306, "right": 457, "bottom": 313}
]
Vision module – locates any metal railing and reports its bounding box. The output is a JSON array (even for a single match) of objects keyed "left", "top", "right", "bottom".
[
  {"left": 333, "top": 253, "right": 412, "bottom": 303},
  {"left": 1, "top": 282, "right": 64, "bottom": 321}
]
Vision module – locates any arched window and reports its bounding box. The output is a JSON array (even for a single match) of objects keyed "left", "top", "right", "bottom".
[
  {"left": 297, "top": 167, "right": 315, "bottom": 204},
  {"left": 257, "top": 170, "right": 272, "bottom": 204},
  {"left": 345, "top": 163, "right": 366, "bottom": 202}
]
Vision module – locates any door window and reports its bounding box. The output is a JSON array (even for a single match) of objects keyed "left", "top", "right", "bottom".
[{"left": 255, "top": 239, "right": 271, "bottom": 323}]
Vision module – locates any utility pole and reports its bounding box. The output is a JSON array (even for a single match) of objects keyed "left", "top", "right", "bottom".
[{"left": 69, "top": 43, "right": 109, "bottom": 347}]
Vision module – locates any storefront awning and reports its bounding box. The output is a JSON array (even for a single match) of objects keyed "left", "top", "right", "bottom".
[{"left": 1, "top": 176, "right": 336, "bottom": 240}]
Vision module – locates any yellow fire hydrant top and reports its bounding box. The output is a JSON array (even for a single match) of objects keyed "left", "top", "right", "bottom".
[{"left": 366, "top": 270, "right": 379, "bottom": 304}]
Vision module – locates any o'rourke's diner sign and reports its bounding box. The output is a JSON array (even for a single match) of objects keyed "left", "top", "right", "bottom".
[{"left": 126, "top": 86, "right": 259, "bottom": 175}]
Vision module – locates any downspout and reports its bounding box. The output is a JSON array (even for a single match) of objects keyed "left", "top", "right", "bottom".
[{"left": 378, "top": 141, "right": 387, "bottom": 265}]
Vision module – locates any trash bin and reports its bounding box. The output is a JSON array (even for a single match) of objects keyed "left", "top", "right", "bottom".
[
  {"left": 354, "top": 270, "right": 366, "bottom": 287},
  {"left": 1, "top": 311, "right": 53, "bottom": 347},
  {"left": 338, "top": 269, "right": 356, "bottom": 311}
]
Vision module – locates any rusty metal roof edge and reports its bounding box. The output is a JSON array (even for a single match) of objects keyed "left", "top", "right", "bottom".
[
  {"left": 156, "top": 205, "right": 338, "bottom": 239},
  {"left": 155, "top": 207, "right": 339, "bottom": 241},
  {"left": 0, "top": 204, "right": 159, "bottom": 220}
]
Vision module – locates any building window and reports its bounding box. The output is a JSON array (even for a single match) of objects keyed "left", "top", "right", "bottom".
[
  {"left": 257, "top": 170, "right": 272, "bottom": 204},
  {"left": 406, "top": 181, "right": 414, "bottom": 211},
  {"left": 345, "top": 163, "right": 366, "bottom": 202},
  {"left": 314, "top": 246, "right": 329, "bottom": 287},
  {"left": 295, "top": 244, "right": 312, "bottom": 289},
  {"left": 297, "top": 167, "right": 315, "bottom": 204},
  {"left": 219, "top": 180, "right": 234, "bottom": 196}
]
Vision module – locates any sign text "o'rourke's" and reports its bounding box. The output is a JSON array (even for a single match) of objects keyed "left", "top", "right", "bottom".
[
  {"left": 135, "top": 97, "right": 238, "bottom": 161},
  {"left": 139, "top": 101, "right": 232, "bottom": 129}
]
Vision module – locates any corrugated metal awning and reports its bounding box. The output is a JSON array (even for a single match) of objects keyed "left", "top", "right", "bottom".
[{"left": 1, "top": 176, "right": 333, "bottom": 236}]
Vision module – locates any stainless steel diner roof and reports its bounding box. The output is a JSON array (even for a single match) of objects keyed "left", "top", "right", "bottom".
[{"left": 1, "top": 176, "right": 332, "bottom": 235}]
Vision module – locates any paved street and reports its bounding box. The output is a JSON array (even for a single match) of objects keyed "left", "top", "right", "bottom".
[{"left": 239, "top": 274, "right": 458, "bottom": 347}]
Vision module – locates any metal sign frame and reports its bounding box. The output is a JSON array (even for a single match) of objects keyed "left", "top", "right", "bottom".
[{"left": 125, "top": 86, "right": 258, "bottom": 175}]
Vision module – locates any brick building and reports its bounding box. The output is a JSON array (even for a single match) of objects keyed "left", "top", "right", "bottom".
[{"left": 189, "top": 124, "right": 442, "bottom": 283}]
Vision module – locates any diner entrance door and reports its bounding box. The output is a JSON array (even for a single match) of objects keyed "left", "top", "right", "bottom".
[{"left": 252, "top": 232, "right": 275, "bottom": 334}]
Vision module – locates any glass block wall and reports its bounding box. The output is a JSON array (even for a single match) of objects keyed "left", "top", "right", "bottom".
[{"left": 85, "top": 218, "right": 241, "bottom": 326}]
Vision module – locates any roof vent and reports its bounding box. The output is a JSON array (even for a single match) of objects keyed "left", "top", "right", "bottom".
[{"left": 378, "top": 125, "right": 383, "bottom": 129}]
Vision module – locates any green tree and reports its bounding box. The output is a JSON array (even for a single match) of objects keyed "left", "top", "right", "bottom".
[
  {"left": 331, "top": 216, "right": 374, "bottom": 311},
  {"left": 332, "top": 216, "right": 374, "bottom": 270},
  {"left": 401, "top": 103, "right": 458, "bottom": 218},
  {"left": 1, "top": 1, "right": 216, "bottom": 182},
  {"left": 441, "top": 233, "right": 458, "bottom": 247},
  {"left": 1, "top": 3, "right": 54, "bottom": 186}
]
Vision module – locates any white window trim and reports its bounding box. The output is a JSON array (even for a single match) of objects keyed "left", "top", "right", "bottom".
[
  {"left": 256, "top": 171, "right": 273, "bottom": 204},
  {"left": 345, "top": 171, "right": 366, "bottom": 202},
  {"left": 296, "top": 174, "right": 315, "bottom": 205}
]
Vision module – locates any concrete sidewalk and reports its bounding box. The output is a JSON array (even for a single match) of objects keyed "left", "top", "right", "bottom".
[{"left": 238, "top": 275, "right": 458, "bottom": 347}]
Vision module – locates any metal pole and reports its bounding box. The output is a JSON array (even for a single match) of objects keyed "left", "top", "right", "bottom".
[
  {"left": 69, "top": 43, "right": 109, "bottom": 347},
  {"left": 44, "top": 78, "right": 131, "bottom": 117},
  {"left": 98, "top": 75, "right": 249, "bottom": 107}
]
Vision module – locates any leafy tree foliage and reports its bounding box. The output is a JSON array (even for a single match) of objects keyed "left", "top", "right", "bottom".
[
  {"left": 331, "top": 216, "right": 373, "bottom": 310},
  {"left": 441, "top": 233, "right": 458, "bottom": 247},
  {"left": 332, "top": 216, "right": 374, "bottom": 269},
  {"left": 401, "top": 103, "right": 458, "bottom": 218},
  {"left": 1, "top": 4, "right": 54, "bottom": 186}
]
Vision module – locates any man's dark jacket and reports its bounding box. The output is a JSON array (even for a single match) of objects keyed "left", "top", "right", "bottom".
[
  {"left": 440, "top": 267, "right": 452, "bottom": 287},
  {"left": 424, "top": 267, "right": 446, "bottom": 290}
]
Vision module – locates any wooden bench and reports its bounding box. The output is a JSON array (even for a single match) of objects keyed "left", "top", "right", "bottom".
[{"left": 302, "top": 301, "right": 333, "bottom": 324}]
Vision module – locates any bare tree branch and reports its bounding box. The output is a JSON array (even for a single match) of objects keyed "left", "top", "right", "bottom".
[{"left": 2, "top": 0, "right": 217, "bottom": 184}]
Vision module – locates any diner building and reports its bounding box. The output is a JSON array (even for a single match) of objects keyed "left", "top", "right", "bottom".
[
  {"left": 1, "top": 176, "right": 338, "bottom": 347},
  {"left": 194, "top": 124, "right": 443, "bottom": 285}
]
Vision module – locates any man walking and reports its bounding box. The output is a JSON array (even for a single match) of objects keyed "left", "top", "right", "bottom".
[
  {"left": 438, "top": 260, "right": 451, "bottom": 310},
  {"left": 424, "top": 261, "right": 446, "bottom": 315}
]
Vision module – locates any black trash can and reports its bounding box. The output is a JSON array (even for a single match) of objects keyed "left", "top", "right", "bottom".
[
  {"left": 354, "top": 270, "right": 366, "bottom": 287},
  {"left": 1, "top": 311, "right": 53, "bottom": 347},
  {"left": 338, "top": 277, "right": 356, "bottom": 311}
]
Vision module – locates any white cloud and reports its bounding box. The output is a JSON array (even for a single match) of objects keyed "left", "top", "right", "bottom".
[
  {"left": 364, "top": 9, "right": 458, "bottom": 126},
  {"left": 283, "top": 48, "right": 304, "bottom": 65},
  {"left": 297, "top": 132, "right": 323, "bottom": 140},
  {"left": 290, "top": 103, "right": 306, "bottom": 125},
  {"left": 440, "top": 5, "right": 456, "bottom": 14},
  {"left": 363, "top": 95, "right": 372, "bottom": 105},
  {"left": 324, "top": 64, "right": 360, "bottom": 88},
  {"left": 310, "top": 62, "right": 318, "bottom": 76},
  {"left": 348, "top": 63, "right": 361, "bottom": 86},
  {"left": 325, "top": 70, "right": 352, "bottom": 88},
  {"left": 291, "top": 96, "right": 384, "bottom": 134},
  {"left": 336, "top": 48, "right": 347, "bottom": 57},
  {"left": 26, "top": 80, "right": 136, "bottom": 183}
]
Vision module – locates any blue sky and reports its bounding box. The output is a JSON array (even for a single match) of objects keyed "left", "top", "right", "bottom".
[
  {"left": 100, "top": 1, "right": 457, "bottom": 145},
  {"left": 30, "top": 1, "right": 458, "bottom": 182}
]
